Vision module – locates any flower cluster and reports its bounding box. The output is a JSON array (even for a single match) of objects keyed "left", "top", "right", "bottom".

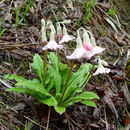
[
  {"left": 41, "top": 19, "right": 74, "bottom": 51},
  {"left": 41, "top": 19, "right": 110, "bottom": 75}
]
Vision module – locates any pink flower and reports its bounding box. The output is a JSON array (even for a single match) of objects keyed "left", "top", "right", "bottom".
[
  {"left": 42, "top": 40, "right": 63, "bottom": 51},
  {"left": 66, "top": 29, "right": 105, "bottom": 60},
  {"left": 67, "top": 44, "right": 105, "bottom": 60},
  {"left": 83, "top": 43, "right": 105, "bottom": 59}
]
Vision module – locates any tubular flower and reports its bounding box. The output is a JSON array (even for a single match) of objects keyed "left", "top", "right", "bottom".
[
  {"left": 93, "top": 56, "right": 110, "bottom": 75},
  {"left": 56, "top": 22, "right": 63, "bottom": 39},
  {"left": 67, "top": 29, "right": 86, "bottom": 59},
  {"left": 67, "top": 28, "right": 105, "bottom": 60},
  {"left": 41, "top": 18, "right": 47, "bottom": 42},
  {"left": 42, "top": 20, "right": 63, "bottom": 51},
  {"left": 59, "top": 23, "right": 75, "bottom": 44},
  {"left": 82, "top": 30, "right": 105, "bottom": 59}
]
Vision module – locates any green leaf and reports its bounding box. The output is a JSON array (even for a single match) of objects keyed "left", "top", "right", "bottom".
[
  {"left": 58, "top": 63, "right": 70, "bottom": 83},
  {"left": 30, "top": 54, "right": 44, "bottom": 83},
  {"left": 4, "top": 74, "right": 26, "bottom": 82},
  {"left": 6, "top": 87, "right": 27, "bottom": 93},
  {"left": 54, "top": 106, "right": 66, "bottom": 115},
  {"left": 7, "top": 79, "right": 58, "bottom": 106},
  {"left": 49, "top": 53, "right": 62, "bottom": 96},
  {"left": 76, "top": 91, "right": 99, "bottom": 100},
  {"left": 81, "top": 100, "right": 97, "bottom": 107},
  {"left": 47, "top": 79, "right": 54, "bottom": 92},
  {"left": 61, "top": 91, "right": 99, "bottom": 107},
  {"left": 49, "top": 52, "right": 59, "bottom": 72},
  {"left": 16, "top": 80, "right": 50, "bottom": 96},
  {"left": 62, "top": 63, "right": 93, "bottom": 101},
  {"left": 40, "top": 96, "right": 57, "bottom": 106},
  {"left": 53, "top": 69, "right": 62, "bottom": 96},
  {"left": 6, "top": 86, "right": 43, "bottom": 100}
]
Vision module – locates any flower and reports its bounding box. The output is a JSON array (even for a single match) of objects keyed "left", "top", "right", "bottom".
[
  {"left": 59, "top": 23, "right": 75, "bottom": 44},
  {"left": 93, "top": 56, "right": 110, "bottom": 75},
  {"left": 42, "top": 40, "right": 63, "bottom": 50},
  {"left": 42, "top": 20, "right": 63, "bottom": 51},
  {"left": 82, "top": 30, "right": 105, "bottom": 59},
  {"left": 83, "top": 44, "right": 105, "bottom": 59},
  {"left": 66, "top": 47, "right": 87, "bottom": 59},
  {"left": 93, "top": 66, "right": 110, "bottom": 75},
  {"left": 66, "top": 28, "right": 105, "bottom": 60},
  {"left": 59, "top": 34, "right": 75, "bottom": 44}
]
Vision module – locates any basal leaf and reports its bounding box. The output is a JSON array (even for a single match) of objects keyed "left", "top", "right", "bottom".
[
  {"left": 54, "top": 106, "right": 66, "bottom": 115},
  {"left": 61, "top": 91, "right": 99, "bottom": 107},
  {"left": 16, "top": 80, "right": 50, "bottom": 97},
  {"left": 49, "top": 52, "right": 59, "bottom": 72},
  {"left": 76, "top": 91, "right": 99, "bottom": 100},
  {"left": 6, "top": 87, "right": 43, "bottom": 100},
  {"left": 62, "top": 63, "right": 93, "bottom": 101},
  {"left": 46, "top": 79, "right": 54, "bottom": 92},
  {"left": 4, "top": 74, "right": 26, "bottom": 82},
  {"left": 81, "top": 100, "right": 97, "bottom": 107},
  {"left": 40, "top": 96, "right": 57, "bottom": 106},
  {"left": 30, "top": 54, "right": 44, "bottom": 83},
  {"left": 58, "top": 63, "right": 70, "bottom": 83},
  {"left": 6, "top": 87, "right": 27, "bottom": 93},
  {"left": 53, "top": 70, "right": 62, "bottom": 96}
]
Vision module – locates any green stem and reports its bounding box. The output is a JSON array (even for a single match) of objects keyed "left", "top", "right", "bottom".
[
  {"left": 56, "top": 49, "right": 60, "bottom": 62},
  {"left": 81, "top": 65, "right": 94, "bottom": 89},
  {"left": 43, "top": 51, "right": 47, "bottom": 88}
]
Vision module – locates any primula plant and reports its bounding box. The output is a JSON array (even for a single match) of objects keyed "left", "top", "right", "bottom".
[
  {"left": 5, "top": 52, "right": 99, "bottom": 115},
  {"left": 5, "top": 18, "right": 110, "bottom": 115}
]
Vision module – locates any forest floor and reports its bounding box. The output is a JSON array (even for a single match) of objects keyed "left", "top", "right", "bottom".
[{"left": 0, "top": 0, "right": 130, "bottom": 130}]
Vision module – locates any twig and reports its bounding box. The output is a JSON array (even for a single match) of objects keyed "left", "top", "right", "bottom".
[
  {"left": 46, "top": 107, "right": 51, "bottom": 130},
  {"left": 0, "top": 102, "right": 47, "bottom": 129},
  {"left": 65, "top": 113, "right": 83, "bottom": 130},
  {"left": 0, "top": 78, "right": 12, "bottom": 88},
  {"left": 104, "top": 107, "right": 109, "bottom": 130}
]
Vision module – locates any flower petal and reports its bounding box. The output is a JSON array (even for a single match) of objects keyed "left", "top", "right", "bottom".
[
  {"left": 66, "top": 48, "right": 87, "bottom": 60},
  {"left": 83, "top": 46, "right": 105, "bottom": 59},
  {"left": 93, "top": 66, "right": 110, "bottom": 76},
  {"left": 59, "top": 35, "right": 75, "bottom": 44},
  {"left": 42, "top": 40, "right": 63, "bottom": 51}
]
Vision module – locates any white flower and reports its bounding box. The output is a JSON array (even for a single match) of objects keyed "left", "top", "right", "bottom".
[
  {"left": 42, "top": 40, "right": 63, "bottom": 51},
  {"left": 93, "top": 66, "right": 110, "bottom": 76},
  {"left": 66, "top": 47, "right": 87, "bottom": 60},
  {"left": 59, "top": 34, "right": 75, "bottom": 44},
  {"left": 93, "top": 56, "right": 110, "bottom": 75}
]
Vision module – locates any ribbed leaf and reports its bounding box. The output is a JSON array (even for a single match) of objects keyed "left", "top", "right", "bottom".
[
  {"left": 76, "top": 91, "right": 99, "bottom": 100},
  {"left": 6, "top": 87, "right": 27, "bottom": 93},
  {"left": 16, "top": 80, "right": 50, "bottom": 96},
  {"left": 62, "top": 63, "right": 93, "bottom": 101},
  {"left": 30, "top": 54, "right": 44, "bottom": 82},
  {"left": 4, "top": 74, "right": 26, "bottom": 82},
  {"left": 54, "top": 106, "right": 66, "bottom": 115},
  {"left": 49, "top": 52, "right": 59, "bottom": 72},
  {"left": 40, "top": 96, "right": 57, "bottom": 106},
  {"left": 81, "top": 100, "right": 97, "bottom": 107}
]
